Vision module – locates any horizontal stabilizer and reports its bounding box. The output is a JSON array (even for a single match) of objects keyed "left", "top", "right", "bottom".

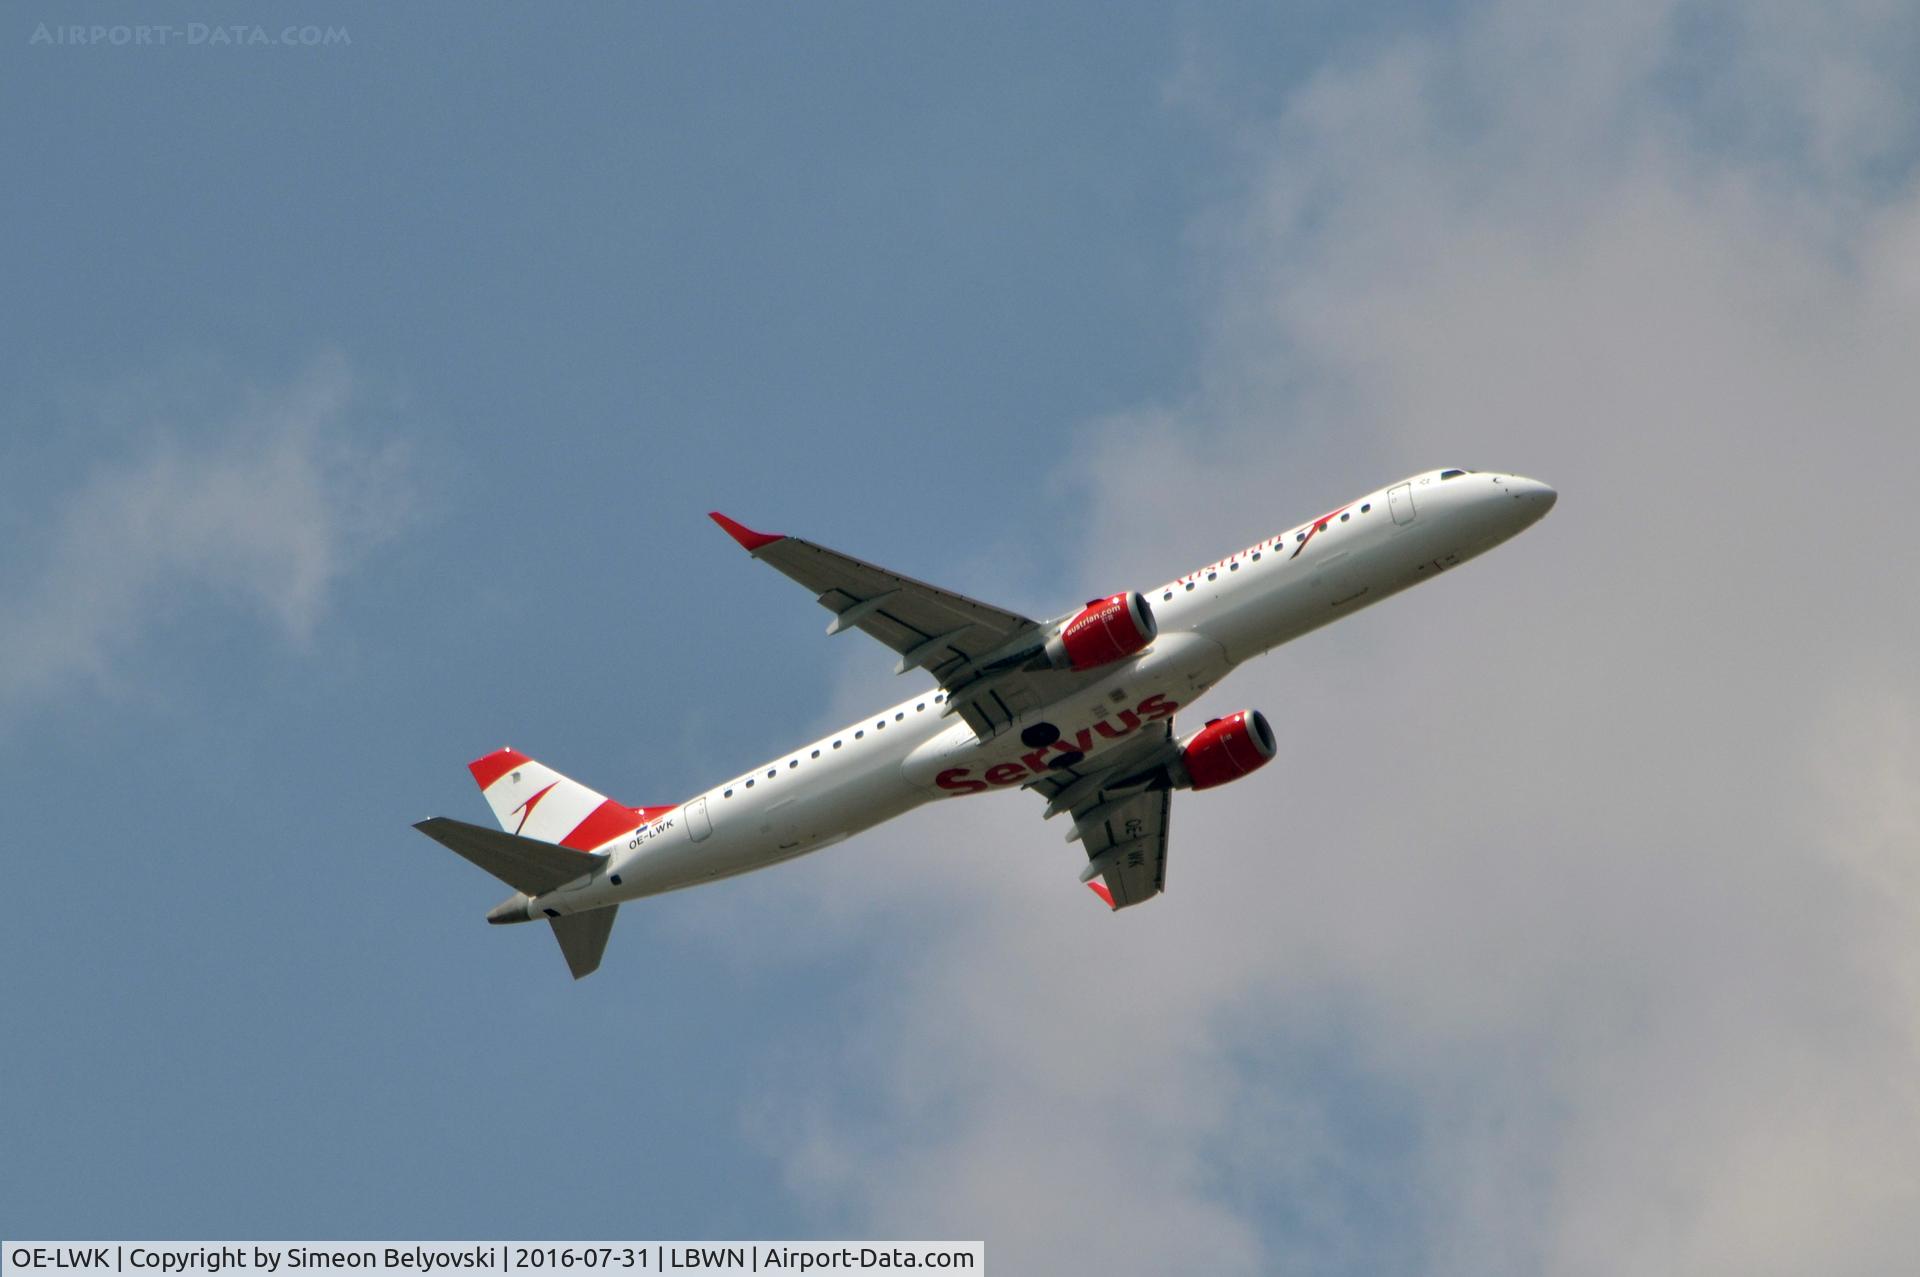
[
  {"left": 414, "top": 816, "right": 606, "bottom": 896},
  {"left": 551, "top": 906, "right": 618, "bottom": 980}
]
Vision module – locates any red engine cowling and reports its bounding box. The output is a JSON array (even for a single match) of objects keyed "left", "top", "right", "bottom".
[
  {"left": 1044, "top": 591, "right": 1158, "bottom": 671},
  {"left": 1179, "top": 710, "right": 1277, "bottom": 790}
]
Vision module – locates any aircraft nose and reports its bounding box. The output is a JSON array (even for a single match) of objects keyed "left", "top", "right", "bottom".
[{"left": 1506, "top": 475, "right": 1556, "bottom": 514}]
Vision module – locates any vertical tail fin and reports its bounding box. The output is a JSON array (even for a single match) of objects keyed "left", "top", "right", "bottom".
[
  {"left": 467, "top": 747, "right": 672, "bottom": 852},
  {"left": 447, "top": 748, "right": 672, "bottom": 980}
]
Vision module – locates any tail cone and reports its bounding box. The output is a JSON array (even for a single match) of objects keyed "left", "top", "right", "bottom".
[{"left": 486, "top": 892, "right": 533, "bottom": 925}]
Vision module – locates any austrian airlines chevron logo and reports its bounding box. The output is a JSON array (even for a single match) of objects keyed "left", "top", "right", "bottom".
[
  {"left": 1289, "top": 505, "right": 1351, "bottom": 559},
  {"left": 511, "top": 782, "right": 558, "bottom": 835}
]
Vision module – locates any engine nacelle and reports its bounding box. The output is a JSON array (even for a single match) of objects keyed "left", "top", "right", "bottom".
[
  {"left": 1044, "top": 591, "right": 1158, "bottom": 671},
  {"left": 1177, "top": 709, "right": 1277, "bottom": 791}
]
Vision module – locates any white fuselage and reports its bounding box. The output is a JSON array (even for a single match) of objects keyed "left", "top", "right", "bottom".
[{"left": 529, "top": 470, "right": 1555, "bottom": 916}]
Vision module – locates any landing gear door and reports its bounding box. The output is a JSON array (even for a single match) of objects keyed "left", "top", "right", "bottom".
[
  {"left": 685, "top": 796, "right": 711, "bottom": 843},
  {"left": 1389, "top": 482, "right": 1416, "bottom": 526}
]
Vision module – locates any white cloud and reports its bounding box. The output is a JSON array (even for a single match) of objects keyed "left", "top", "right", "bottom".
[
  {"left": 737, "top": 3, "right": 1920, "bottom": 1273},
  {"left": 0, "top": 354, "right": 410, "bottom": 720}
]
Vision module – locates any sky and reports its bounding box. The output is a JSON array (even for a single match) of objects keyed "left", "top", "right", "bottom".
[{"left": 4, "top": 2, "right": 1919, "bottom": 1272}]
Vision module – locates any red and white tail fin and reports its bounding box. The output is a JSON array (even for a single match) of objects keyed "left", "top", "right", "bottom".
[{"left": 467, "top": 747, "right": 673, "bottom": 853}]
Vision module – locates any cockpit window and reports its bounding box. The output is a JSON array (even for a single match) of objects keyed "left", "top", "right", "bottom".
[{"left": 1441, "top": 469, "right": 1468, "bottom": 479}]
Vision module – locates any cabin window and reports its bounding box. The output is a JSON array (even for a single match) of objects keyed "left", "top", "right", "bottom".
[
  {"left": 789, "top": 760, "right": 798, "bottom": 769},
  {"left": 855, "top": 730, "right": 864, "bottom": 739},
  {"left": 724, "top": 789, "right": 733, "bottom": 798},
  {"left": 1361, "top": 503, "right": 1371, "bottom": 513},
  {"left": 1163, "top": 591, "right": 1173, "bottom": 600},
  {"left": 744, "top": 779, "right": 754, "bottom": 788},
  {"left": 833, "top": 740, "right": 842, "bottom": 749},
  {"left": 895, "top": 712, "right": 904, "bottom": 721},
  {"left": 766, "top": 769, "right": 776, "bottom": 778},
  {"left": 811, "top": 749, "right": 821, "bottom": 758},
  {"left": 916, "top": 703, "right": 926, "bottom": 711},
  {"left": 1185, "top": 582, "right": 1195, "bottom": 591},
  {"left": 1340, "top": 512, "right": 1349, "bottom": 521},
  {"left": 1251, "top": 553, "right": 1260, "bottom": 562}
]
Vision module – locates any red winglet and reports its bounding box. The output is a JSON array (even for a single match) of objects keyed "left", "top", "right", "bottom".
[
  {"left": 468, "top": 747, "right": 530, "bottom": 791},
  {"left": 708, "top": 511, "right": 784, "bottom": 552},
  {"left": 1086, "top": 880, "right": 1116, "bottom": 910}
]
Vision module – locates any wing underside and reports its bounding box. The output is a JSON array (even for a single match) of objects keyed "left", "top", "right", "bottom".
[
  {"left": 710, "top": 513, "right": 1088, "bottom": 738},
  {"left": 1023, "top": 721, "right": 1179, "bottom": 910},
  {"left": 1073, "top": 786, "right": 1172, "bottom": 909}
]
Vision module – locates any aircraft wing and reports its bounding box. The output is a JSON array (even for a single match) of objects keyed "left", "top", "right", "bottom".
[
  {"left": 1024, "top": 722, "right": 1180, "bottom": 910},
  {"left": 710, "top": 512, "right": 1088, "bottom": 738}
]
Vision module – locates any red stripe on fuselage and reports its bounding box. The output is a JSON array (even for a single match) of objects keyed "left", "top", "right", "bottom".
[
  {"left": 558, "top": 799, "right": 679, "bottom": 851},
  {"left": 559, "top": 799, "right": 647, "bottom": 850},
  {"left": 469, "top": 747, "right": 531, "bottom": 791}
]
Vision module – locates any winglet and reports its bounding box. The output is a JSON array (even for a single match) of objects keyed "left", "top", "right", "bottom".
[
  {"left": 709, "top": 511, "right": 784, "bottom": 553},
  {"left": 1086, "top": 880, "right": 1116, "bottom": 910}
]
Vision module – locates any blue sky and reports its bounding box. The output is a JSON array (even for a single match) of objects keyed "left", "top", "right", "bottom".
[
  {"left": 0, "top": 0, "right": 1263, "bottom": 1239},
  {"left": 7, "top": 4, "right": 1920, "bottom": 1273}
]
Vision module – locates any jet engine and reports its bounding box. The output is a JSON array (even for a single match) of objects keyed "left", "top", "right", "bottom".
[
  {"left": 1044, "top": 591, "right": 1158, "bottom": 671},
  {"left": 1176, "top": 709, "right": 1277, "bottom": 790}
]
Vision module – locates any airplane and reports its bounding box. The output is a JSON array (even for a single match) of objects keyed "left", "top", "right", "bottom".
[{"left": 416, "top": 468, "right": 1556, "bottom": 978}]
